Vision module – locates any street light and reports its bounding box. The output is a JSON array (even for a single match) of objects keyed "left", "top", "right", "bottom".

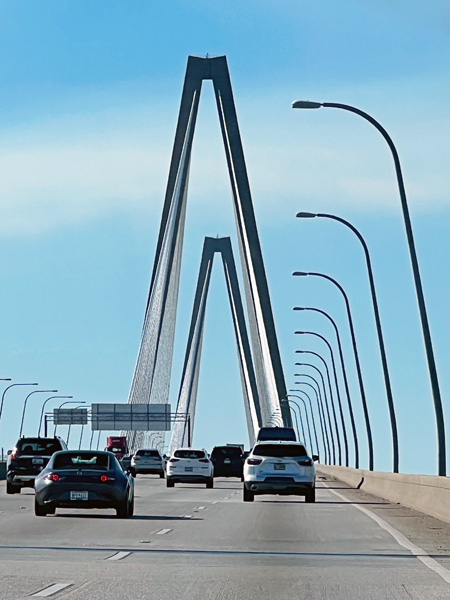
[
  {"left": 290, "top": 389, "right": 327, "bottom": 463},
  {"left": 38, "top": 396, "right": 73, "bottom": 437},
  {"left": 295, "top": 330, "right": 347, "bottom": 467},
  {"left": 54, "top": 400, "right": 84, "bottom": 435},
  {"left": 295, "top": 379, "right": 334, "bottom": 464},
  {"left": 66, "top": 404, "right": 86, "bottom": 445},
  {"left": 294, "top": 307, "right": 359, "bottom": 468},
  {"left": 287, "top": 395, "right": 314, "bottom": 454},
  {"left": 0, "top": 382, "right": 38, "bottom": 424},
  {"left": 287, "top": 399, "right": 305, "bottom": 443},
  {"left": 292, "top": 100, "right": 445, "bottom": 476},
  {"left": 293, "top": 271, "right": 374, "bottom": 470},
  {"left": 296, "top": 213, "right": 399, "bottom": 473},
  {"left": 19, "top": 390, "right": 58, "bottom": 438}
]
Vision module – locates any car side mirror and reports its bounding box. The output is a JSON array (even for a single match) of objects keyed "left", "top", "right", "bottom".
[
  {"left": 312, "top": 454, "right": 319, "bottom": 462},
  {"left": 7, "top": 449, "right": 12, "bottom": 455}
]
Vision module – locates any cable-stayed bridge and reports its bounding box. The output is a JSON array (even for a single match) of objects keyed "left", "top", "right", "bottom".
[{"left": 125, "top": 55, "right": 292, "bottom": 452}]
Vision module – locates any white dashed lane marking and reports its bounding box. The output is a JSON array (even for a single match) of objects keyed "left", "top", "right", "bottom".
[
  {"left": 107, "top": 551, "right": 131, "bottom": 561},
  {"left": 155, "top": 528, "right": 172, "bottom": 535},
  {"left": 32, "top": 583, "right": 73, "bottom": 596}
]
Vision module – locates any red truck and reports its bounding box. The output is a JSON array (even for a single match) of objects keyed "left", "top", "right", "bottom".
[{"left": 105, "top": 436, "right": 128, "bottom": 460}]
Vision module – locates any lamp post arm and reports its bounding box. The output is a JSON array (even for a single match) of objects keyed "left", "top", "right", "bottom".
[
  {"left": 295, "top": 381, "right": 332, "bottom": 464},
  {"left": 289, "top": 391, "right": 322, "bottom": 460},
  {"left": 287, "top": 396, "right": 314, "bottom": 455},
  {"left": 287, "top": 399, "right": 305, "bottom": 443}
]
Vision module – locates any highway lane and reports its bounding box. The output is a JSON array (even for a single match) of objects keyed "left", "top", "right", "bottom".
[{"left": 1, "top": 475, "right": 450, "bottom": 599}]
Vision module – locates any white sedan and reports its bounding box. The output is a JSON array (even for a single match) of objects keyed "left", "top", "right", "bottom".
[
  {"left": 243, "top": 441, "right": 316, "bottom": 502},
  {"left": 166, "top": 448, "right": 214, "bottom": 488}
]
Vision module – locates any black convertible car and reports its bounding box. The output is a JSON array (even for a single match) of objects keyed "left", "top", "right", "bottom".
[{"left": 34, "top": 450, "right": 134, "bottom": 518}]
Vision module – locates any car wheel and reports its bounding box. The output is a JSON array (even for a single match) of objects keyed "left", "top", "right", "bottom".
[
  {"left": 159, "top": 472, "right": 165, "bottom": 479},
  {"left": 46, "top": 505, "right": 56, "bottom": 515},
  {"left": 6, "top": 481, "right": 20, "bottom": 494},
  {"left": 116, "top": 497, "right": 130, "bottom": 518},
  {"left": 305, "top": 487, "right": 316, "bottom": 503},
  {"left": 166, "top": 479, "right": 175, "bottom": 488},
  {"left": 128, "top": 497, "right": 134, "bottom": 517},
  {"left": 206, "top": 477, "right": 214, "bottom": 489},
  {"left": 34, "top": 498, "right": 48, "bottom": 517},
  {"left": 243, "top": 485, "right": 254, "bottom": 502},
  {"left": 129, "top": 467, "right": 136, "bottom": 478}
]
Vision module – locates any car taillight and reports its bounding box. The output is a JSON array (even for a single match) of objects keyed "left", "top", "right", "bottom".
[
  {"left": 247, "top": 458, "right": 262, "bottom": 465},
  {"left": 133, "top": 456, "right": 140, "bottom": 461},
  {"left": 199, "top": 458, "right": 209, "bottom": 463},
  {"left": 297, "top": 458, "right": 312, "bottom": 466},
  {"left": 100, "top": 474, "right": 115, "bottom": 482},
  {"left": 45, "top": 473, "right": 60, "bottom": 482},
  {"left": 169, "top": 458, "right": 179, "bottom": 463},
  {"left": 9, "top": 452, "right": 15, "bottom": 460}
]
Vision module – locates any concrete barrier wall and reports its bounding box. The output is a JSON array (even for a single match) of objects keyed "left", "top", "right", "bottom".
[{"left": 317, "top": 465, "right": 450, "bottom": 525}]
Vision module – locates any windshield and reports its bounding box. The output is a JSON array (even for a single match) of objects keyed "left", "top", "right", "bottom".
[
  {"left": 53, "top": 453, "right": 110, "bottom": 470},
  {"left": 174, "top": 450, "right": 206, "bottom": 459},
  {"left": 253, "top": 444, "right": 307, "bottom": 458},
  {"left": 16, "top": 439, "right": 62, "bottom": 455},
  {"left": 136, "top": 450, "right": 160, "bottom": 457}
]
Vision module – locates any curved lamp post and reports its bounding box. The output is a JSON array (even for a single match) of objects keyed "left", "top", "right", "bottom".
[
  {"left": 295, "top": 330, "right": 347, "bottom": 467},
  {"left": 19, "top": 389, "right": 58, "bottom": 438},
  {"left": 66, "top": 404, "right": 86, "bottom": 445},
  {"left": 287, "top": 395, "right": 314, "bottom": 455},
  {"left": 0, "top": 382, "right": 38, "bottom": 424},
  {"left": 287, "top": 399, "right": 305, "bottom": 443},
  {"left": 54, "top": 400, "right": 84, "bottom": 435},
  {"left": 296, "top": 213, "right": 399, "bottom": 473},
  {"left": 38, "top": 396, "right": 73, "bottom": 437},
  {"left": 292, "top": 100, "right": 445, "bottom": 476},
  {"left": 290, "top": 389, "right": 324, "bottom": 462},
  {"left": 295, "top": 379, "right": 334, "bottom": 464},
  {"left": 293, "top": 270, "right": 374, "bottom": 471},
  {"left": 294, "top": 307, "right": 359, "bottom": 468}
]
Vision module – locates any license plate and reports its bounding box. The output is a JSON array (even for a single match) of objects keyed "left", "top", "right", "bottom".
[
  {"left": 32, "top": 458, "right": 43, "bottom": 465},
  {"left": 274, "top": 464, "right": 285, "bottom": 470},
  {"left": 70, "top": 491, "right": 88, "bottom": 501},
  {"left": 185, "top": 467, "right": 193, "bottom": 472},
  {"left": 224, "top": 459, "right": 231, "bottom": 464}
]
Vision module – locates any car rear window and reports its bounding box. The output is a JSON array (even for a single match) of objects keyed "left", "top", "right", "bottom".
[
  {"left": 211, "top": 447, "right": 242, "bottom": 457},
  {"left": 17, "top": 439, "right": 62, "bottom": 455},
  {"left": 53, "top": 453, "right": 110, "bottom": 470},
  {"left": 253, "top": 444, "right": 307, "bottom": 458},
  {"left": 136, "top": 450, "right": 160, "bottom": 457},
  {"left": 257, "top": 428, "right": 297, "bottom": 441},
  {"left": 174, "top": 450, "right": 206, "bottom": 459}
]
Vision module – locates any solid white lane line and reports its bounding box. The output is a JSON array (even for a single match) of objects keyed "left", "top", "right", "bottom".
[
  {"left": 107, "top": 551, "right": 131, "bottom": 561},
  {"left": 155, "top": 528, "right": 172, "bottom": 535},
  {"left": 33, "top": 583, "right": 73, "bottom": 597},
  {"left": 196, "top": 506, "right": 206, "bottom": 510},
  {"left": 326, "top": 484, "right": 450, "bottom": 585},
  {"left": 211, "top": 501, "right": 219, "bottom": 504}
]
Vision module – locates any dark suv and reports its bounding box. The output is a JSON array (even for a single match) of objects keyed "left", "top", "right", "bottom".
[
  {"left": 6, "top": 437, "right": 67, "bottom": 494},
  {"left": 210, "top": 445, "right": 244, "bottom": 478}
]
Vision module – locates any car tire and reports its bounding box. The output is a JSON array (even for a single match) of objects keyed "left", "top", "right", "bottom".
[
  {"left": 305, "top": 487, "right": 316, "bottom": 503},
  {"left": 34, "top": 498, "right": 48, "bottom": 517},
  {"left": 6, "top": 481, "right": 20, "bottom": 495},
  {"left": 243, "top": 485, "right": 254, "bottom": 502},
  {"left": 128, "top": 497, "right": 134, "bottom": 517},
  {"left": 116, "top": 497, "right": 130, "bottom": 518},
  {"left": 46, "top": 505, "right": 56, "bottom": 515},
  {"left": 166, "top": 479, "right": 175, "bottom": 488},
  {"left": 159, "top": 472, "right": 165, "bottom": 479},
  {"left": 129, "top": 467, "right": 136, "bottom": 478},
  {"left": 206, "top": 477, "right": 214, "bottom": 489}
]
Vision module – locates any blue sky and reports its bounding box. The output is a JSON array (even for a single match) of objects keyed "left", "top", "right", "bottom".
[{"left": 0, "top": 1, "right": 449, "bottom": 475}]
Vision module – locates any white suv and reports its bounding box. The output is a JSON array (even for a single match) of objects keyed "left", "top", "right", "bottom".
[
  {"left": 166, "top": 448, "right": 214, "bottom": 488},
  {"left": 130, "top": 448, "right": 165, "bottom": 478},
  {"left": 243, "top": 441, "right": 316, "bottom": 503}
]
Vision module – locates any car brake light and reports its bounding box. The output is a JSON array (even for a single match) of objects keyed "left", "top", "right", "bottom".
[
  {"left": 199, "top": 458, "right": 209, "bottom": 463},
  {"left": 45, "top": 473, "right": 60, "bottom": 482},
  {"left": 247, "top": 458, "right": 262, "bottom": 465},
  {"left": 169, "top": 458, "right": 179, "bottom": 463},
  {"left": 297, "top": 458, "right": 312, "bottom": 466},
  {"left": 100, "top": 474, "right": 115, "bottom": 482},
  {"left": 133, "top": 456, "right": 140, "bottom": 461},
  {"left": 9, "top": 452, "right": 15, "bottom": 460}
]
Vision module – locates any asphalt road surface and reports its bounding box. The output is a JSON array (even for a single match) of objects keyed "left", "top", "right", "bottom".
[{"left": 1, "top": 474, "right": 450, "bottom": 599}]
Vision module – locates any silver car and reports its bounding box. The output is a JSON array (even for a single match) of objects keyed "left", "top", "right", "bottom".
[{"left": 130, "top": 449, "right": 165, "bottom": 478}]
